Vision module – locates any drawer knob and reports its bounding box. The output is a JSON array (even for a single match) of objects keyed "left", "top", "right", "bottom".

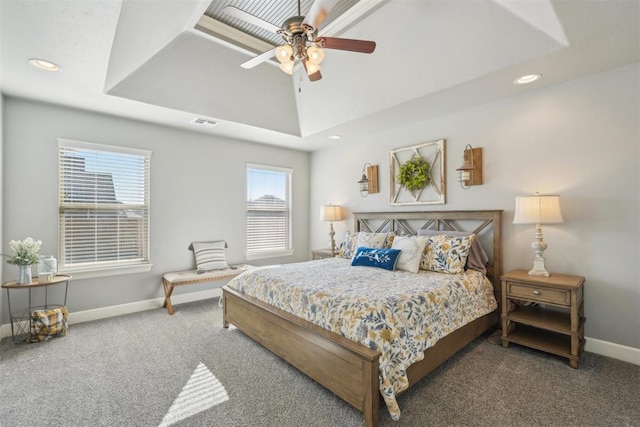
[{"left": 533, "top": 290, "right": 541, "bottom": 295}]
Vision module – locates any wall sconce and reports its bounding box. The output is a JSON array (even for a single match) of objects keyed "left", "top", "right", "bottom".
[
  {"left": 358, "top": 163, "right": 379, "bottom": 197},
  {"left": 456, "top": 144, "right": 483, "bottom": 189}
]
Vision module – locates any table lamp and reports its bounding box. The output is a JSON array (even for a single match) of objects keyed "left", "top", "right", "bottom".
[
  {"left": 513, "top": 193, "right": 564, "bottom": 277},
  {"left": 319, "top": 205, "right": 343, "bottom": 256}
]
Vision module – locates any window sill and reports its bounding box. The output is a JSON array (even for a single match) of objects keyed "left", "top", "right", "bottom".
[
  {"left": 246, "top": 250, "right": 295, "bottom": 261},
  {"left": 59, "top": 263, "right": 153, "bottom": 280}
]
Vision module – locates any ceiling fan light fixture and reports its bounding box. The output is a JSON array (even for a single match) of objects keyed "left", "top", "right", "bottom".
[
  {"left": 307, "top": 46, "right": 324, "bottom": 64},
  {"left": 279, "top": 61, "right": 294, "bottom": 75},
  {"left": 225, "top": 2, "right": 376, "bottom": 83},
  {"left": 275, "top": 45, "right": 293, "bottom": 64},
  {"left": 306, "top": 62, "right": 321, "bottom": 75}
]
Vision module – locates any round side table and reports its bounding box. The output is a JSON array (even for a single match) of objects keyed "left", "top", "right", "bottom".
[{"left": 2, "top": 274, "right": 72, "bottom": 343}]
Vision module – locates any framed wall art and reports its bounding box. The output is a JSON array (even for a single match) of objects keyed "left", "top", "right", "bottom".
[{"left": 390, "top": 139, "right": 446, "bottom": 205}]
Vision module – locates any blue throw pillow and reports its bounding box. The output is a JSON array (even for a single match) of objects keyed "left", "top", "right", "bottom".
[{"left": 351, "top": 247, "right": 401, "bottom": 271}]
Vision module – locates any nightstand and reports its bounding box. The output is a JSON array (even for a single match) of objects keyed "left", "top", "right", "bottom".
[
  {"left": 311, "top": 248, "right": 336, "bottom": 260},
  {"left": 501, "top": 269, "right": 585, "bottom": 368}
]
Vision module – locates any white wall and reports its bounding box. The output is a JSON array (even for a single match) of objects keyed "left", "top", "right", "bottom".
[
  {"left": 0, "top": 95, "right": 4, "bottom": 324},
  {"left": 1, "top": 98, "right": 310, "bottom": 323},
  {"left": 310, "top": 63, "right": 639, "bottom": 349}
]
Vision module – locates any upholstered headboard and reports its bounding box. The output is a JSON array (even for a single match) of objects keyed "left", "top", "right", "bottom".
[{"left": 352, "top": 210, "right": 503, "bottom": 295}]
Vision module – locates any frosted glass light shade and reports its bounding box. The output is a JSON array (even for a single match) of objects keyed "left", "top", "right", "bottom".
[
  {"left": 307, "top": 46, "right": 324, "bottom": 64},
  {"left": 279, "top": 61, "right": 294, "bottom": 74},
  {"left": 306, "top": 62, "right": 321, "bottom": 75},
  {"left": 513, "top": 195, "right": 564, "bottom": 225},
  {"left": 319, "top": 205, "right": 342, "bottom": 222},
  {"left": 275, "top": 45, "right": 293, "bottom": 63}
]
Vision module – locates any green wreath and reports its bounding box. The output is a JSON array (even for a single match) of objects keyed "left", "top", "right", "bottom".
[{"left": 397, "top": 156, "right": 430, "bottom": 191}]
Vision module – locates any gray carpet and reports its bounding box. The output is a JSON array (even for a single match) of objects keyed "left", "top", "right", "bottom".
[{"left": 1, "top": 299, "right": 638, "bottom": 427}]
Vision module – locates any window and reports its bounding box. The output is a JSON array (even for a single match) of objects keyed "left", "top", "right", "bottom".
[
  {"left": 58, "top": 139, "right": 151, "bottom": 274},
  {"left": 246, "top": 164, "right": 293, "bottom": 260}
]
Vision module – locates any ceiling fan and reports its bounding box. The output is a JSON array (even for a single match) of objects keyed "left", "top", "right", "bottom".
[{"left": 223, "top": 0, "right": 376, "bottom": 82}]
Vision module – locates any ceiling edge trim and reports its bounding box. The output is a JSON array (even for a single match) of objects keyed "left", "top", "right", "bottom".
[{"left": 195, "top": 15, "right": 274, "bottom": 54}]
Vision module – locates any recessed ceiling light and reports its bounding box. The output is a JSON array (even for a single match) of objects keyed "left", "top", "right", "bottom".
[
  {"left": 190, "top": 117, "right": 218, "bottom": 128},
  {"left": 514, "top": 73, "right": 541, "bottom": 85},
  {"left": 28, "top": 58, "right": 61, "bottom": 72},
  {"left": 328, "top": 135, "right": 341, "bottom": 140}
]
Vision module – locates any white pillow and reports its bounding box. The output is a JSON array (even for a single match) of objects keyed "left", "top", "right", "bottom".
[
  {"left": 391, "top": 236, "right": 429, "bottom": 273},
  {"left": 354, "top": 232, "right": 388, "bottom": 251}
]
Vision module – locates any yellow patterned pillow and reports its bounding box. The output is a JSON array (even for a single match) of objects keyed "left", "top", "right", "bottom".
[
  {"left": 338, "top": 233, "right": 358, "bottom": 258},
  {"left": 383, "top": 231, "right": 396, "bottom": 248},
  {"left": 420, "top": 234, "right": 475, "bottom": 274}
]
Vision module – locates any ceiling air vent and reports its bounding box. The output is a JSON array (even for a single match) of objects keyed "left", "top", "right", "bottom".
[{"left": 190, "top": 117, "right": 218, "bottom": 128}]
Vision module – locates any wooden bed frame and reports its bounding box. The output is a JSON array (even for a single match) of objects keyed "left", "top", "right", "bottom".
[{"left": 222, "top": 210, "right": 502, "bottom": 427}]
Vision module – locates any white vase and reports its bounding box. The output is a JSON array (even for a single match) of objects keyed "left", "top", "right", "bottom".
[{"left": 16, "top": 265, "right": 32, "bottom": 285}]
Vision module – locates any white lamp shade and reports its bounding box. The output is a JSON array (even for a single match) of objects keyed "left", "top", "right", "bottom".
[
  {"left": 513, "top": 195, "right": 564, "bottom": 224},
  {"left": 319, "top": 205, "right": 342, "bottom": 222}
]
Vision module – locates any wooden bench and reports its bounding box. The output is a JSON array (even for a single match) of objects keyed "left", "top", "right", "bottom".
[{"left": 162, "top": 265, "right": 253, "bottom": 315}]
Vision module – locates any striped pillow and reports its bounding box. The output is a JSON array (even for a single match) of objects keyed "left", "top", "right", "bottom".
[{"left": 192, "top": 240, "right": 228, "bottom": 272}]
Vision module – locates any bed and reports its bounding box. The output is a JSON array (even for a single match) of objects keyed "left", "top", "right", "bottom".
[{"left": 222, "top": 210, "right": 502, "bottom": 427}]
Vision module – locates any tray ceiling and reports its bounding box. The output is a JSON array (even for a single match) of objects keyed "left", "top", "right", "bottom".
[{"left": 0, "top": 0, "right": 638, "bottom": 150}]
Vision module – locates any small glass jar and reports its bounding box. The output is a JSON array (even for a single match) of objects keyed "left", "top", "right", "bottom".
[{"left": 38, "top": 255, "right": 58, "bottom": 277}]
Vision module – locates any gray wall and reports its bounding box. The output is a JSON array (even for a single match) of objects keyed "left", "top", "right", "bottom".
[
  {"left": 1, "top": 98, "right": 310, "bottom": 322},
  {"left": 0, "top": 95, "right": 4, "bottom": 322},
  {"left": 310, "top": 63, "right": 639, "bottom": 349}
]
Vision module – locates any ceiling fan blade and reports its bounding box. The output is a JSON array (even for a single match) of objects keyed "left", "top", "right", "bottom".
[
  {"left": 308, "top": 70, "right": 322, "bottom": 82},
  {"left": 223, "top": 6, "right": 281, "bottom": 34},
  {"left": 316, "top": 37, "right": 376, "bottom": 54},
  {"left": 302, "top": 0, "right": 339, "bottom": 30},
  {"left": 241, "top": 47, "right": 277, "bottom": 69}
]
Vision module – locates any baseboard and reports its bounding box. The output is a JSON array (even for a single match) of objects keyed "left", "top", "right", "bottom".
[
  {"left": 0, "top": 288, "right": 222, "bottom": 339},
  {"left": 2, "top": 291, "right": 638, "bottom": 366},
  {"left": 585, "top": 337, "right": 640, "bottom": 366}
]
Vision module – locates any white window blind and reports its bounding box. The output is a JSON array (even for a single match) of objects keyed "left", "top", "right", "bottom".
[
  {"left": 58, "top": 139, "right": 151, "bottom": 273},
  {"left": 246, "top": 164, "right": 293, "bottom": 260}
]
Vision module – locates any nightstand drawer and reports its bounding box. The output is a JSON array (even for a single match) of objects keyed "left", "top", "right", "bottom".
[
  {"left": 507, "top": 282, "right": 570, "bottom": 306},
  {"left": 311, "top": 249, "right": 336, "bottom": 260}
]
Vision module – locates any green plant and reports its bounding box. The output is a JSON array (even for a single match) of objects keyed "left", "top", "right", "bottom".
[
  {"left": 4, "top": 237, "right": 42, "bottom": 266},
  {"left": 397, "top": 156, "right": 430, "bottom": 191}
]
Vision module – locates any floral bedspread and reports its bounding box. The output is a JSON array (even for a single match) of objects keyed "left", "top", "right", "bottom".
[{"left": 225, "top": 258, "right": 497, "bottom": 420}]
